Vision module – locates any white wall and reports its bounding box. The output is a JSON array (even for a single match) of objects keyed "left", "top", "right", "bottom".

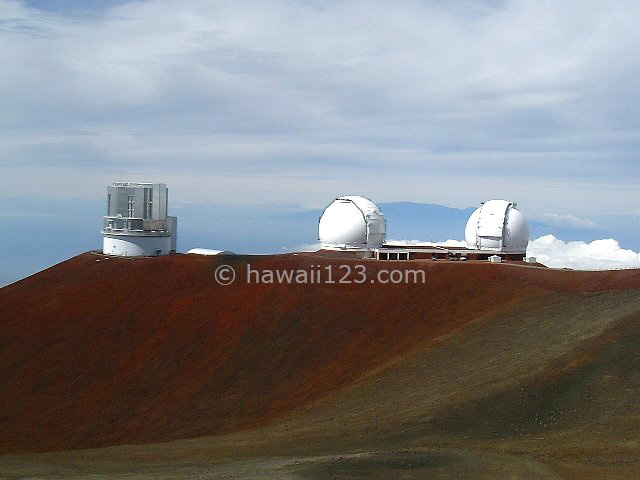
[{"left": 103, "top": 234, "right": 171, "bottom": 257}]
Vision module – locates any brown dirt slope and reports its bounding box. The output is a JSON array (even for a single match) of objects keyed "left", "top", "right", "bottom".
[{"left": 0, "top": 252, "right": 639, "bottom": 460}]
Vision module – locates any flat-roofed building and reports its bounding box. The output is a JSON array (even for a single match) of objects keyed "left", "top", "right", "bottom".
[{"left": 102, "top": 182, "right": 177, "bottom": 256}]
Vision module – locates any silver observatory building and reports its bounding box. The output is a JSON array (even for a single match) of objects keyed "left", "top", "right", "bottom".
[{"left": 102, "top": 182, "right": 177, "bottom": 256}]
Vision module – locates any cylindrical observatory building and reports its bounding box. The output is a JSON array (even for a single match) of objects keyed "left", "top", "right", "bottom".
[{"left": 102, "top": 182, "right": 177, "bottom": 256}]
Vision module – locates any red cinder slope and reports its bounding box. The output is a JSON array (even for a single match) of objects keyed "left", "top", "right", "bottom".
[{"left": 0, "top": 253, "right": 638, "bottom": 453}]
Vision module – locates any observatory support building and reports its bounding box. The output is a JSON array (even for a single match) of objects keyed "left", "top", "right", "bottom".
[
  {"left": 102, "top": 182, "right": 177, "bottom": 257},
  {"left": 376, "top": 199, "right": 530, "bottom": 261}
]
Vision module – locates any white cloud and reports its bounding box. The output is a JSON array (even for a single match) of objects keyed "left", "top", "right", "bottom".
[
  {"left": 527, "top": 235, "right": 640, "bottom": 270},
  {"left": 529, "top": 213, "right": 599, "bottom": 229},
  {"left": 387, "top": 235, "right": 640, "bottom": 270}
]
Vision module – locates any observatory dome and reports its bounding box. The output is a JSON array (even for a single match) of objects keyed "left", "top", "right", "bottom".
[
  {"left": 465, "top": 200, "right": 529, "bottom": 253},
  {"left": 318, "top": 196, "right": 386, "bottom": 250}
]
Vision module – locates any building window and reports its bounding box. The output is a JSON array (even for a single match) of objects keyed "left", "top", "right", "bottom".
[
  {"left": 128, "top": 195, "right": 134, "bottom": 217},
  {"left": 130, "top": 218, "right": 143, "bottom": 230}
]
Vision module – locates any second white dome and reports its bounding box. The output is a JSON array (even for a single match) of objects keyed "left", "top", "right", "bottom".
[{"left": 465, "top": 200, "right": 529, "bottom": 253}]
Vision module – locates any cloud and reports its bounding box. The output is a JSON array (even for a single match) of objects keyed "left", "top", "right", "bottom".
[
  {"left": 0, "top": 0, "right": 639, "bottom": 215},
  {"left": 388, "top": 235, "right": 640, "bottom": 270},
  {"left": 527, "top": 235, "right": 640, "bottom": 270},
  {"left": 529, "top": 213, "right": 600, "bottom": 229}
]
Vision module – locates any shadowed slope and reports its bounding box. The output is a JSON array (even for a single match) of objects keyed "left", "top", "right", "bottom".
[{"left": 1, "top": 288, "right": 639, "bottom": 478}]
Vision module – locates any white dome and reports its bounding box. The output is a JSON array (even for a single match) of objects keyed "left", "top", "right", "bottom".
[
  {"left": 319, "top": 196, "right": 386, "bottom": 250},
  {"left": 465, "top": 200, "right": 529, "bottom": 253}
]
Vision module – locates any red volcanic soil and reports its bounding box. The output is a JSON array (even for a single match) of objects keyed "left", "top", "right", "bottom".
[{"left": 0, "top": 253, "right": 639, "bottom": 454}]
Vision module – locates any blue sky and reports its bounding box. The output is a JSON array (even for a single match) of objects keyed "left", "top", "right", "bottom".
[{"left": 1, "top": 0, "right": 639, "bottom": 282}]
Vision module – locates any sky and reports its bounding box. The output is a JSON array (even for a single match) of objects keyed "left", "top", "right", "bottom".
[{"left": 1, "top": 0, "right": 639, "bottom": 281}]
